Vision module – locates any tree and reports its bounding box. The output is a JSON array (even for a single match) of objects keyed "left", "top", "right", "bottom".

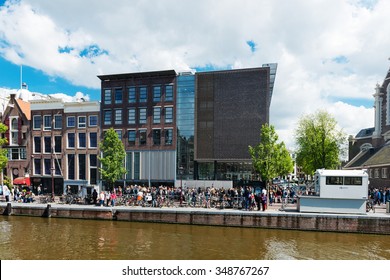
[
  {"left": 0, "top": 123, "right": 8, "bottom": 185},
  {"left": 295, "top": 110, "right": 346, "bottom": 176},
  {"left": 249, "top": 124, "right": 293, "bottom": 186},
  {"left": 98, "top": 128, "right": 126, "bottom": 190}
]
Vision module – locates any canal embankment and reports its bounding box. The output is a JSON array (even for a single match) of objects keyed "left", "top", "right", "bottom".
[{"left": 1, "top": 202, "right": 389, "bottom": 235}]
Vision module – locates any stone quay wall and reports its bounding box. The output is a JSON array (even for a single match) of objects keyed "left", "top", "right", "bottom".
[{"left": 1, "top": 203, "right": 389, "bottom": 235}]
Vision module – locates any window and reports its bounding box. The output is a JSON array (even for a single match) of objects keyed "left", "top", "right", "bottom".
[
  {"left": 382, "top": 168, "right": 388, "bottom": 178},
  {"left": 67, "top": 116, "right": 75, "bottom": 127},
  {"left": 374, "top": 169, "right": 380, "bottom": 178},
  {"left": 89, "top": 115, "right": 98, "bottom": 126},
  {"left": 139, "top": 86, "right": 147, "bottom": 102},
  {"left": 325, "top": 176, "right": 343, "bottom": 185},
  {"left": 78, "top": 154, "right": 86, "bottom": 180},
  {"left": 34, "top": 137, "right": 41, "bottom": 153},
  {"left": 10, "top": 117, "right": 18, "bottom": 145},
  {"left": 54, "top": 115, "right": 62, "bottom": 129},
  {"left": 68, "top": 133, "right": 75, "bottom": 148},
  {"left": 44, "top": 159, "right": 51, "bottom": 175},
  {"left": 33, "top": 115, "right": 42, "bottom": 130},
  {"left": 128, "top": 87, "right": 136, "bottom": 103},
  {"left": 68, "top": 154, "right": 75, "bottom": 179},
  {"left": 104, "top": 110, "right": 112, "bottom": 125},
  {"left": 90, "top": 154, "right": 97, "bottom": 184},
  {"left": 78, "top": 116, "right": 87, "bottom": 128},
  {"left": 55, "top": 159, "right": 62, "bottom": 175},
  {"left": 165, "top": 129, "right": 173, "bottom": 145},
  {"left": 34, "top": 159, "right": 41, "bottom": 175},
  {"left": 44, "top": 136, "right": 51, "bottom": 154},
  {"left": 344, "top": 177, "right": 363, "bottom": 185},
  {"left": 89, "top": 132, "right": 97, "bottom": 148},
  {"left": 54, "top": 136, "right": 62, "bottom": 153},
  {"left": 8, "top": 148, "right": 25, "bottom": 160},
  {"left": 115, "top": 130, "right": 122, "bottom": 140},
  {"left": 165, "top": 85, "right": 173, "bottom": 101},
  {"left": 128, "top": 108, "right": 136, "bottom": 124},
  {"left": 139, "top": 108, "right": 147, "bottom": 124},
  {"left": 153, "top": 107, "right": 161, "bottom": 124},
  {"left": 115, "top": 88, "right": 123, "bottom": 104},
  {"left": 114, "top": 109, "right": 122, "bottom": 125},
  {"left": 78, "top": 133, "right": 86, "bottom": 148},
  {"left": 153, "top": 86, "right": 161, "bottom": 102},
  {"left": 43, "top": 115, "right": 52, "bottom": 130},
  {"left": 153, "top": 129, "right": 161, "bottom": 145},
  {"left": 139, "top": 130, "right": 147, "bottom": 145},
  {"left": 165, "top": 107, "right": 173, "bottom": 123},
  {"left": 104, "top": 89, "right": 112, "bottom": 104},
  {"left": 128, "top": 130, "right": 136, "bottom": 145}
]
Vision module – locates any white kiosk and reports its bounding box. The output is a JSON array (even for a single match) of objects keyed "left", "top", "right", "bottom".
[{"left": 298, "top": 169, "right": 369, "bottom": 214}]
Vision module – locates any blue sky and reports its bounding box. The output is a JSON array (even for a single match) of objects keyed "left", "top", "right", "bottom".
[{"left": 1, "top": 0, "right": 389, "bottom": 149}]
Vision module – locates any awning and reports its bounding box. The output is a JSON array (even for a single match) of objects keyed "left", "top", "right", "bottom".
[{"left": 13, "top": 177, "right": 31, "bottom": 185}]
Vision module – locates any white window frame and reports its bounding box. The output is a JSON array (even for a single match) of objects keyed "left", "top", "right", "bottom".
[{"left": 78, "top": 116, "right": 87, "bottom": 128}]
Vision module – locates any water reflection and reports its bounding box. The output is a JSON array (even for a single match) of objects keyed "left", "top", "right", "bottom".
[{"left": 0, "top": 216, "right": 389, "bottom": 260}]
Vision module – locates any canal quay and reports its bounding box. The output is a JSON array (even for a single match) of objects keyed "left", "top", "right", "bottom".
[{"left": 1, "top": 201, "right": 389, "bottom": 235}]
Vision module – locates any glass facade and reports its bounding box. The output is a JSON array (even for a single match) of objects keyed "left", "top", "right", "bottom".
[{"left": 176, "top": 73, "right": 195, "bottom": 180}]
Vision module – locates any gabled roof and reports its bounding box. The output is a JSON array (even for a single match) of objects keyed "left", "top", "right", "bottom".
[
  {"left": 15, "top": 98, "right": 31, "bottom": 120},
  {"left": 344, "top": 147, "right": 378, "bottom": 169},
  {"left": 363, "top": 142, "right": 390, "bottom": 167}
]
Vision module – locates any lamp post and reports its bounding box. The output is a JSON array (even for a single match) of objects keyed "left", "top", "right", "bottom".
[{"left": 179, "top": 166, "right": 184, "bottom": 207}]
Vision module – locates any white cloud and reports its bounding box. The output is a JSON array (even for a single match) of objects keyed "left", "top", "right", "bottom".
[{"left": 1, "top": 0, "right": 389, "bottom": 153}]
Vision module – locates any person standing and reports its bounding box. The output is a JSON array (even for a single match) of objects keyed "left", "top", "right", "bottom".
[
  {"left": 92, "top": 189, "right": 98, "bottom": 205},
  {"left": 3, "top": 185, "right": 10, "bottom": 202},
  {"left": 99, "top": 191, "right": 105, "bottom": 206},
  {"left": 110, "top": 191, "right": 117, "bottom": 207}
]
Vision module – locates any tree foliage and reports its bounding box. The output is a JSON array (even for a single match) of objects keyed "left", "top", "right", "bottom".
[
  {"left": 249, "top": 124, "right": 293, "bottom": 184},
  {"left": 98, "top": 128, "right": 126, "bottom": 189},
  {"left": 294, "top": 110, "right": 346, "bottom": 175},
  {"left": 0, "top": 123, "right": 8, "bottom": 183}
]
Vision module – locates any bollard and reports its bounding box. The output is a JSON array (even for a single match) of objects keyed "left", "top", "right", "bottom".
[
  {"left": 386, "top": 201, "right": 390, "bottom": 214},
  {"left": 43, "top": 203, "right": 51, "bottom": 218},
  {"left": 2, "top": 202, "right": 12, "bottom": 216}
]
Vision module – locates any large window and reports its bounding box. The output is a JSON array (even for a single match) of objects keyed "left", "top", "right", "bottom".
[
  {"left": 78, "top": 154, "right": 86, "bottom": 180},
  {"left": 139, "top": 86, "right": 147, "bottom": 102},
  {"left": 78, "top": 133, "right": 86, "bottom": 148},
  {"left": 90, "top": 154, "right": 97, "bottom": 184},
  {"left": 33, "top": 115, "right": 42, "bottom": 130},
  {"left": 104, "top": 110, "right": 112, "bottom": 125},
  {"left": 34, "top": 137, "right": 41, "bottom": 153},
  {"left": 128, "top": 130, "right": 136, "bottom": 145},
  {"left": 128, "top": 87, "right": 136, "bottom": 103},
  {"left": 68, "top": 133, "right": 75, "bottom": 148},
  {"left": 128, "top": 108, "right": 136, "bottom": 124},
  {"left": 68, "top": 154, "right": 75, "bottom": 179},
  {"left": 54, "top": 136, "right": 62, "bottom": 153},
  {"left": 165, "top": 85, "right": 173, "bottom": 101},
  {"left": 139, "top": 108, "right": 147, "bottom": 124},
  {"left": 326, "top": 176, "right": 363, "bottom": 186},
  {"left": 153, "top": 107, "right": 161, "bottom": 124},
  {"left": 89, "top": 132, "right": 97, "bottom": 148},
  {"left": 165, "top": 107, "right": 173, "bottom": 123},
  {"left": 115, "top": 88, "right": 123, "bottom": 104},
  {"left": 44, "top": 136, "right": 51, "bottom": 154},
  {"left": 10, "top": 117, "right": 18, "bottom": 145},
  {"left": 54, "top": 115, "right": 62, "bottom": 129},
  {"left": 139, "top": 130, "right": 147, "bottom": 145},
  {"left": 104, "top": 89, "right": 112, "bottom": 104},
  {"left": 165, "top": 129, "right": 173, "bottom": 145},
  {"left": 153, "top": 129, "right": 161, "bottom": 145},
  {"left": 44, "top": 159, "right": 51, "bottom": 175},
  {"left": 89, "top": 115, "right": 98, "bottom": 126},
  {"left": 67, "top": 116, "right": 75, "bottom": 127},
  {"left": 114, "top": 109, "right": 122, "bottom": 125},
  {"left": 78, "top": 116, "right": 86, "bottom": 128},
  {"left": 153, "top": 86, "right": 161, "bottom": 102},
  {"left": 34, "top": 158, "right": 41, "bottom": 175},
  {"left": 43, "top": 115, "right": 52, "bottom": 130}
]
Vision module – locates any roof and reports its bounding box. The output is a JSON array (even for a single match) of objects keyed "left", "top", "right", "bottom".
[
  {"left": 316, "top": 169, "right": 368, "bottom": 177},
  {"left": 15, "top": 98, "right": 31, "bottom": 120},
  {"left": 363, "top": 142, "right": 390, "bottom": 167},
  {"left": 343, "top": 148, "right": 378, "bottom": 169},
  {"left": 355, "top": 127, "right": 374, "bottom": 138},
  {"left": 97, "top": 70, "right": 177, "bottom": 81}
]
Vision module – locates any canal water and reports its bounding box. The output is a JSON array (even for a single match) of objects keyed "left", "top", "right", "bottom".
[{"left": 1, "top": 215, "right": 389, "bottom": 260}]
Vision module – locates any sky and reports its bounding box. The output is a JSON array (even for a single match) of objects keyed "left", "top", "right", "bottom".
[{"left": 0, "top": 0, "right": 389, "bottom": 151}]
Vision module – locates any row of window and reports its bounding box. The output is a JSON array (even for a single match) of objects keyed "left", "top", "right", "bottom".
[
  {"left": 33, "top": 154, "right": 98, "bottom": 184},
  {"left": 33, "top": 133, "right": 98, "bottom": 153},
  {"left": 125, "top": 128, "right": 173, "bottom": 146},
  {"left": 103, "top": 106, "right": 173, "bottom": 126},
  {"left": 371, "top": 168, "right": 388, "bottom": 179},
  {"left": 104, "top": 84, "right": 174, "bottom": 105},
  {"left": 33, "top": 115, "right": 98, "bottom": 130}
]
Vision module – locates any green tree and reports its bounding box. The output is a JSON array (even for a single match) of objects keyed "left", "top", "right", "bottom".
[
  {"left": 249, "top": 124, "right": 293, "bottom": 186},
  {"left": 0, "top": 123, "right": 8, "bottom": 185},
  {"left": 295, "top": 110, "right": 346, "bottom": 176},
  {"left": 98, "top": 128, "right": 126, "bottom": 190}
]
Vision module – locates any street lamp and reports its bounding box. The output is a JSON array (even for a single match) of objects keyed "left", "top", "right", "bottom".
[{"left": 179, "top": 166, "right": 184, "bottom": 207}]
